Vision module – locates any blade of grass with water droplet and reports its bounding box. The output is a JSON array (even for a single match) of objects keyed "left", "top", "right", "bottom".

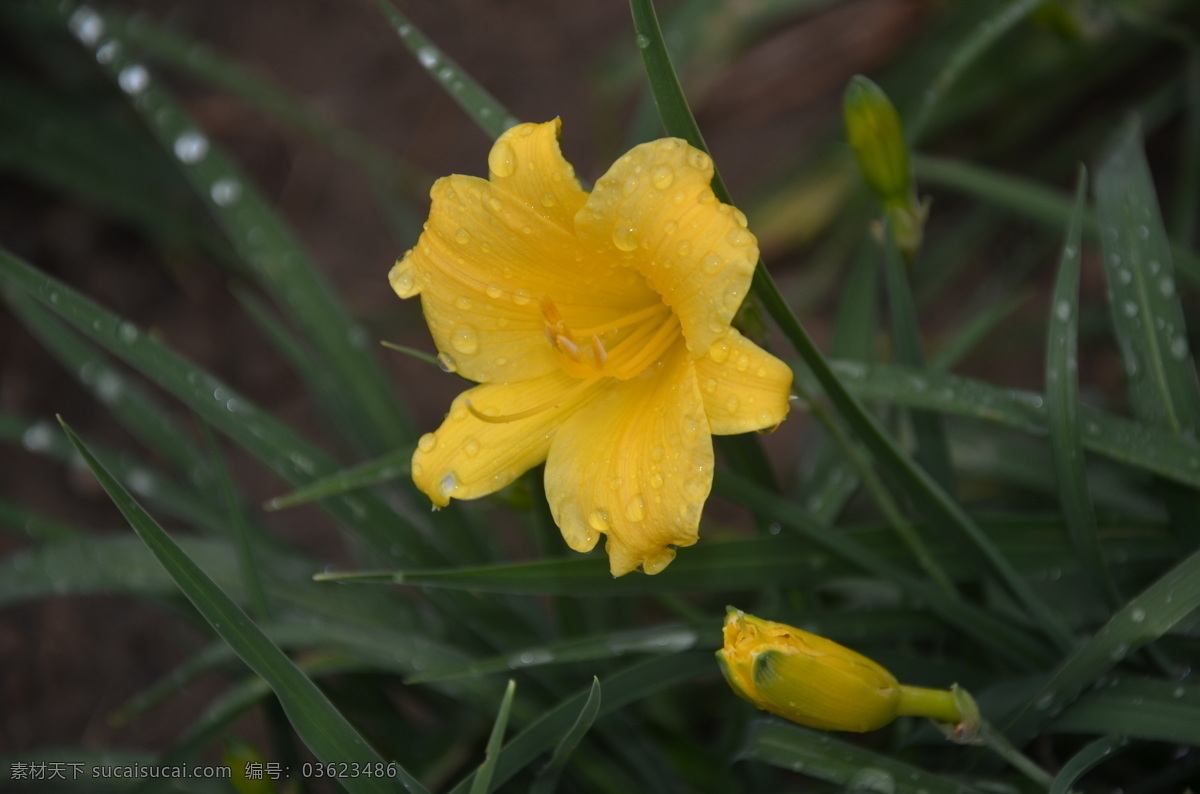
[
  {"left": 1049, "top": 736, "right": 1129, "bottom": 794},
  {"left": 915, "top": 153, "right": 1200, "bottom": 287},
  {"left": 49, "top": 0, "right": 413, "bottom": 456},
  {"left": 740, "top": 719, "right": 984, "bottom": 794},
  {"left": 266, "top": 446, "right": 413, "bottom": 511},
  {"left": 1003, "top": 542, "right": 1200, "bottom": 743},
  {"left": 1050, "top": 678, "right": 1200, "bottom": 745},
  {"left": 631, "top": 0, "right": 1052, "bottom": 629},
  {"left": 0, "top": 246, "right": 437, "bottom": 564},
  {"left": 5, "top": 288, "right": 207, "bottom": 484},
  {"left": 56, "top": 417, "right": 416, "bottom": 794},
  {"left": 365, "top": 0, "right": 517, "bottom": 139},
  {"left": 1095, "top": 118, "right": 1200, "bottom": 437},
  {"left": 101, "top": 6, "right": 427, "bottom": 240},
  {"left": 809, "top": 360, "right": 1200, "bottom": 490},
  {"left": 1046, "top": 168, "right": 1121, "bottom": 609}
]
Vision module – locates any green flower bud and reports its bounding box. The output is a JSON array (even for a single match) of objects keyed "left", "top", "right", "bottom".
[{"left": 843, "top": 76, "right": 912, "bottom": 208}]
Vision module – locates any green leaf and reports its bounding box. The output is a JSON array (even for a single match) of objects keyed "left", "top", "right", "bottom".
[
  {"left": 0, "top": 246, "right": 437, "bottom": 564},
  {"left": 1046, "top": 168, "right": 1120, "bottom": 608},
  {"left": 1051, "top": 677, "right": 1200, "bottom": 745},
  {"left": 266, "top": 447, "right": 413, "bottom": 511},
  {"left": 1049, "top": 736, "right": 1129, "bottom": 794},
  {"left": 56, "top": 417, "right": 413, "bottom": 794},
  {"left": 530, "top": 678, "right": 602, "bottom": 794},
  {"left": 49, "top": 0, "right": 412, "bottom": 455},
  {"left": 365, "top": 0, "right": 517, "bottom": 139},
  {"left": 469, "top": 680, "right": 516, "bottom": 794},
  {"left": 1003, "top": 542, "right": 1200, "bottom": 743},
  {"left": 740, "top": 719, "right": 984, "bottom": 793},
  {"left": 1094, "top": 118, "right": 1200, "bottom": 437}
]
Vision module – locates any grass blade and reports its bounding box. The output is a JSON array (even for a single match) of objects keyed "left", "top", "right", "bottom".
[
  {"left": 1046, "top": 168, "right": 1120, "bottom": 608},
  {"left": 530, "top": 677, "right": 602, "bottom": 794},
  {"left": 266, "top": 447, "right": 413, "bottom": 512},
  {"left": 1094, "top": 118, "right": 1200, "bottom": 437},
  {"left": 57, "top": 417, "right": 413, "bottom": 794},
  {"left": 1049, "top": 736, "right": 1128, "bottom": 794},
  {"left": 365, "top": 0, "right": 517, "bottom": 139},
  {"left": 740, "top": 720, "right": 984, "bottom": 794},
  {"left": 469, "top": 680, "right": 516, "bottom": 794},
  {"left": 52, "top": 0, "right": 413, "bottom": 455}
]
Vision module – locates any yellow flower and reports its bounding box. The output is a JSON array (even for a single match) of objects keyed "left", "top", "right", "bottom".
[
  {"left": 390, "top": 119, "right": 793, "bottom": 576},
  {"left": 717, "top": 609, "right": 962, "bottom": 732}
]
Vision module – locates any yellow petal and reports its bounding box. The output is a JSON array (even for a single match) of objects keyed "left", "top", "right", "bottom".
[
  {"left": 753, "top": 649, "right": 900, "bottom": 732},
  {"left": 407, "top": 167, "right": 657, "bottom": 383},
  {"left": 488, "top": 120, "right": 589, "bottom": 223},
  {"left": 544, "top": 343, "right": 713, "bottom": 575},
  {"left": 412, "top": 368, "right": 593, "bottom": 507},
  {"left": 574, "top": 138, "right": 759, "bottom": 357},
  {"left": 695, "top": 328, "right": 793, "bottom": 435}
]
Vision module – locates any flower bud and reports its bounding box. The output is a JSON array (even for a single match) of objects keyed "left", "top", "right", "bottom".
[
  {"left": 716, "top": 608, "right": 961, "bottom": 732},
  {"left": 843, "top": 76, "right": 912, "bottom": 208}
]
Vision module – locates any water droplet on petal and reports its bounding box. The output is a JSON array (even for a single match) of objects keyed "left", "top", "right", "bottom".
[
  {"left": 439, "top": 472, "right": 459, "bottom": 499},
  {"left": 539, "top": 192, "right": 556, "bottom": 208},
  {"left": 417, "top": 433, "right": 438, "bottom": 452},
  {"left": 651, "top": 164, "right": 674, "bottom": 190},
  {"left": 726, "top": 227, "right": 753, "bottom": 247},
  {"left": 436, "top": 352, "right": 457, "bottom": 373},
  {"left": 725, "top": 395, "right": 740, "bottom": 412},
  {"left": 463, "top": 438, "right": 480, "bottom": 457},
  {"left": 451, "top": 324, "right": 479, "bottom": 354},
  {"left": 588, "top": 509, "right": 611, "bottom": 532},
  {"left": 612, "top": 224, "right": 638, "bottom": 252},
  {"left": 687, "top": 150, "right": 711, "bottom": 172},
  {"left": 455, "top": 295, "right": 473, "bottom": 310},
  {"left": 488, "top": 140, "right": 517, "bottom": 178},
  {"left": 625, "top": 495, "right": 646, "bottom": 522},
  {"left": 512, "top": 289, "right": 531, "bottom": 306},
  {"left": 454, "top": 228, "right": 471, "bottom": 245},
  {"left": 701, "top": 254, "right": 722, "bottom": 275},
  {"left": 708, "top": 338, "right": 731, "bottom": 363}
]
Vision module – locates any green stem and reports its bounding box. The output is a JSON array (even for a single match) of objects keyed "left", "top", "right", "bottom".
[
  {"left": 980, "top": 722, "right": 1054, "bottom": 791},
  {"left": 895, "top": 685, "right": 960, "bottom": 724}
]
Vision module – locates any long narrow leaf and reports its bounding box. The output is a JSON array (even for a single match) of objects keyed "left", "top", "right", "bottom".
[{"left": 57, "top": 417, "right": 414, "bottom": 794}]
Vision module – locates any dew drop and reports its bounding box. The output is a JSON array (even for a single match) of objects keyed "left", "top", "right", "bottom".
[
  {"left": 21, "top": 423, "right": 55, "bottom": 453},
  {"left": 209, "top": 177, "right": 241, "bottom": 206},
  {"left": 1170, "top": 336, "right": 1189, "bottom": 360},
  {"left": 1130, "top": 608, "right": 1146, "bottom": 623},
  {"left": 69, "top": 6, "right": 105, "bottom": 46},
  {"left": 650, "top": 472, "right": 664, "bottom": 489},
  {"left": 702, "top": 378, "right": 717, "bottom": 394},
  {"left": 117, "top": 63, "right": 150, "bottom": 95},
  {"left": 847, "top": 767, "right": 895, "bottom": 794},
  {"left": 687, "top": 150, "right": 711, "bottom": 172},
  {"left": 488, "top": 140, "right": 517, "bottom": 178},
  {"left": 416, "top": 46, "right": 438, "bottom": 69},
  {"left": 485, "top": 283, "right": 503, "bottom": 299},
  {"left": 725, "top": 395, "right": 740, "bottom": 413},
  {"left": 650, "top": 164, "right": 674, "bottom": 190},
  {"left": 539, "top": 192, "right": 556, "bottom": 208},
  {"left": 726, "top": 227, "right": 753, "bottom": 247},
  {"left": 118, "top": 322, "right": 138, "bottom": 343},
  {"left": 701, "top": 254, "right": 722, "bottom": 275},
  {"left": 454, "top": 295, "right": 473, "bottom": 310},
  {"left": 676, "top": 241, "right": 691, "bottom": 257},
  {"left": 173, "top": 130, "right": 209, "bottom": 164},
  {"left": 635, "top": 33, "right": 650, "bottom": 49},
  {"left": 417, "top": 433, "right": 438, "bottom": 453},
  {"left": 1110, "top": 642, "right": 1129, "bottom": 661},
  {"left": 512, "top": 289, "right": 531, "bottom": 305},
  {"left": 1054, "top": 300, "right": 1071, "bottom": 322},
  {"left": 1159, "top": 276, "right": 1175, "bottom": 297},
  {"left": 436, "top": 352, "right": 458, "bottom": 373},
  {"left": 625, "top": 495, "right": 646, "bottom": 522},
  {"left": 588, "top": 509, "right": 611, "bottom": 532},
  {"left": 96, "top": 39, "right": 119, "bottom": 64},
  {"left": 708, "top": 338, "right": 731, "bottom": 363},
  {"left": 451, "top": 324, "right": 479, "bottom": 354},
  {"left": 454, "top": 228, "right": 471, "bottom": 245},
  {"left": 438, "top": 472, "right": 459, "bottom": 499},
  {"left": 463, "top": 437, "right": 480, "bottom": 458},
  {"left": 612, "top": 224, "right": 638, "bottom": 252},
  {"left": 1122, "top": 301, "right": 1138, "bottom": 318}
]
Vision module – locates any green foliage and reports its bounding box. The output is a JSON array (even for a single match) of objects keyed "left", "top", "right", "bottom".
[{"left": 2, "top": 0, "right": 1199, "bottom": 791}]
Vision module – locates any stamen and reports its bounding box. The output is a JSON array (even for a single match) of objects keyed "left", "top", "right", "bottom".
[
  {"left": 574, "top": 302, "right": 669, "bottom": 337},
  {"left": 466, "top": 376, "right": 601, "bottom": 424},
  {"left": 556, "top": 334, "right": 581, "bottom": 359},
  {"left": 591, "top": 335, "right": 608, "bottom": 367}
]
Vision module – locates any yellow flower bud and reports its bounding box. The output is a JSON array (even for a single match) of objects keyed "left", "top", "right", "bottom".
[
  {"left": 843, "top": 76, "right": 912, "bottom": 208},
  {"left": 716, "top": 609, "right": 961, "bottom": 732}
]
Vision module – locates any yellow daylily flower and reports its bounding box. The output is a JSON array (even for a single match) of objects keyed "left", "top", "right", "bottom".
[
  {"left": 391, "top": 119, "right": 793, "bottom": 576},
  {"left": 717, "top": 609, "right": 962, "bottom": 732}
]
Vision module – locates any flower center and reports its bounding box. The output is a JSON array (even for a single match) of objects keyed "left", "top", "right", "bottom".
[{"left": 540, "top": 296, "right": 680, "bottom": 381}]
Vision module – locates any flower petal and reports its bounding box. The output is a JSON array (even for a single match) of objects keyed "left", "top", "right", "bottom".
[
  {"left": 402, "top": 132, "right": 659, "bottom": 383},
  {"left": 412, "top": 368, "right": 592, "bottom": 507},
  {"left": 696, "top": 328, "right": 794, "bottom": 435},
  {"left": 574, "top": 138, "right": 759, "bottom": 357},
  {"left": 544, "top": 343, "right": 713, "bottom": 575},
  {"left": 488, "top": 119, "right": 589, "bottom": 224}
]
